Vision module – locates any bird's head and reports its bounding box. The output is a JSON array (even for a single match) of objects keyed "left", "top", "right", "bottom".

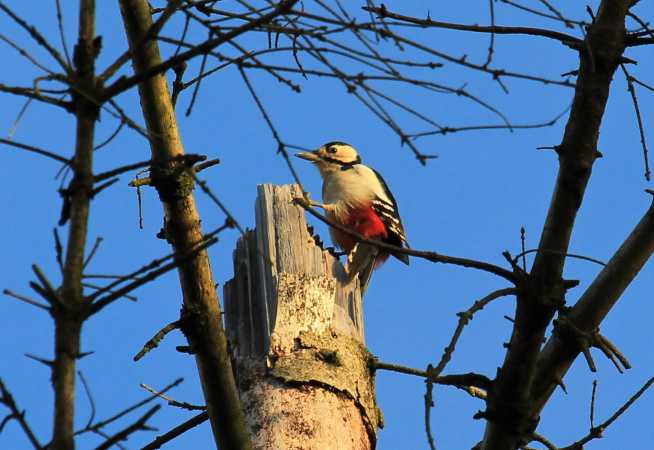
[{"left": 295, "top": 142, "right": 361, "bottom": 175}]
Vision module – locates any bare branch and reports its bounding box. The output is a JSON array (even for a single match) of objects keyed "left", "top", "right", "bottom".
[
  {"left": 140, "top": 411, "right": 208, "bottom": 450},
  {"left": 118, "top": 2, "right": 254, "bottom": 447},
  {"left": 621, "top": 64, "right": 651, "bottom": 181},
  {"left": 0, "top": 138, "right": 70, "bottom": 164},
  {"left": 134, "top": 320, "right": 180, "bottom": 362},
  {"left": 296, "top": 199, "right": 518, "bottom": 282},
  {"left": 92, "top": 405, "right": 160, "bottom": 450},
  {"left": 89, "top": 232, "right": 220, "bottom": 315},
  {"left": 140, "top": 382, "right": 206, "bottom": 411},
  {"left": 531, "top": 196, "right": 654, "bottom": 423},
  {"left": 83, "top": 237, "right": 103, "bottom": 269},
  {"left": 73, "top": 378, "right": 183, "bottom": 438},
  {"left": 0, "top": 2, "right": 70, "bottom": 72},
  {"left": 2, "top": 289, "right": 50, "bottom": 311},
  {"left": 484, "top": 2, "right": 633, "bottom": 447},
  {"left": 54, "top": 0, "right": 72, "bottom": 67},
  {"left": 433, "top": 288, "right": 517, "bottom": 377},
  {"left": 103, "top": 0, "right": 299, "bottom": 100},
  {"left": 373, "top": 360, "right": 491, "bottom": 397},
  {"left": 364, "top": 5, "right": 581, "bottom": 45},
  {"left": 0, "top": 379, "right": 42, "bottom": 449},
  {"left": 78, "top": 371, "right": 96, "bottom": 430},
  {"left": 560, "top": 376, "right": 654, "bottom": 450}
]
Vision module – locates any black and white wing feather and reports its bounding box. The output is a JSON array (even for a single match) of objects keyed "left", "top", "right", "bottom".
[{"left": 371, "top": 169, "right": 409, "bottom": 265}]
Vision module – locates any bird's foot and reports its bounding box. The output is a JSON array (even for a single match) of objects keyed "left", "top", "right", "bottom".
[{"left": 294, "top": 191, "right": 324, "bottom": 208}]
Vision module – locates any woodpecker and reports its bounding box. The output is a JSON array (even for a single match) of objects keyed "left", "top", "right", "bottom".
[{"left": 296, "top": 142, "right": 409, "bottom": 292}]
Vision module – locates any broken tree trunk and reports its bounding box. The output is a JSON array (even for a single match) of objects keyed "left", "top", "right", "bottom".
[{"left": 224, "top": 184, "right": 381, "bottom": 450}]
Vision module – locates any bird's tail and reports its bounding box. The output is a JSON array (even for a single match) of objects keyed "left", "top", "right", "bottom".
[{"left": 347, "top": 242, "right": 379, "bottom": 295}]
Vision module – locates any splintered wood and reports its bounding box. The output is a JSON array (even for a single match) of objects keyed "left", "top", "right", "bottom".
[{"left": 224, "top": 184, "right": 378, "bottom": 450}]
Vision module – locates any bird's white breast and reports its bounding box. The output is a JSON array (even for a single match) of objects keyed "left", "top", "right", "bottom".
[{"left": 322, "top": 165, "right": 392, "bottom": 219}]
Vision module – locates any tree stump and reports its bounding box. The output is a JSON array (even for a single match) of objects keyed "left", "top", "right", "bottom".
[{"left": 224, "top": 184, "right": 381, "bottom": 450}]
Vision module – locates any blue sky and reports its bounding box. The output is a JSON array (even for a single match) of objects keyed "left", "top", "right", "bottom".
[{"left": 1, "top": 1, "right": 653, "bottom": 449}]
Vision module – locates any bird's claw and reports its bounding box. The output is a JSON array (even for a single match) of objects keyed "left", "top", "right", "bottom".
[{"left": 294, "top": 190, "right": 318, "bottom": 207}]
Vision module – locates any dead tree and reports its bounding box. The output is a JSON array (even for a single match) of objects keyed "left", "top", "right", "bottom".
[{"left": 224, "top": 184, "right": 379, "bottom": 449}]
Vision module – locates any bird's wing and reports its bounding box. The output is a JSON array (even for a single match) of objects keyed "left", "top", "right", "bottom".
[{"left": 369, "top": 169, "right": 409, "bottom": 265}]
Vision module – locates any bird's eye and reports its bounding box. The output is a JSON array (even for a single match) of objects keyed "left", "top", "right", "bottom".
[{"left": 327, "top": 146, "right": 337, "bottom": 154}]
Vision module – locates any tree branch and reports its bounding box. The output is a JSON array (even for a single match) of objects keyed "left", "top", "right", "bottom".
[
  {"left": 297, "top": 199, "right": 518, "bottom": 282},
  {"left": 104, "top": 0, "right": 298, "bottom": 100},
  {"left": 92, "top": 405, "right": 159, "bottom": 450},
  {"left": 117, "top": 1, "right": 252, "bottom": 447},
  {"left": 140, "top": 411, "right": 208, "bottom": 450},
  {"left": 363, "top": 5, "right": 581, "bottom": 46},
  {"left": 482, "top": 1, "right": 633, "bottom": 448},
  {"left": 51, "top": 1, "right": 99, "bottom": 448},
  {"left": 530, "top": 196, "right": 654, "bottom": 417},
  {"left": 0, "top": 379, "right": 42, "bottom": 450},
  {"left": 0, "top": 138, "right": 71, "bottom": 164},
  {"left": 559, "top": 376, "right": 654, "bottom": 450}
]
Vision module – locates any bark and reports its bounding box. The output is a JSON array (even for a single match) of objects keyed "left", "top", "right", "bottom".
[
  {"left": 52, "top": 1, "right": 98, "bottom": 449},
  {"left": 482, "top": 1, "right": 632, "bottom": 448},
  {"left": 224, "top": 185, "right": 379, "bottom": 450},
  {"left": 117, "top": 1, "right": 251, "bottom": 448}
]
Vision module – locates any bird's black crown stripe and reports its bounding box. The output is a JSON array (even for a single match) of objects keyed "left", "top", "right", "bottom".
[
  {"left": 324, "top": 141, "right": 351, "bottom": 148},
  {"left": 319, "top": 154, "right": 362, "bottom": 170}
]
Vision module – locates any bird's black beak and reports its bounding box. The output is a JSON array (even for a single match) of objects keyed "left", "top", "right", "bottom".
[{"left": 295, "top": 150, "right": 321, "bottom": 162}]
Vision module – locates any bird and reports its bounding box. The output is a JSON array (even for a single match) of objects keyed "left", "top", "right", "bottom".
[{"left": 295, "top": 141, "right": 409, "bottom": 293}]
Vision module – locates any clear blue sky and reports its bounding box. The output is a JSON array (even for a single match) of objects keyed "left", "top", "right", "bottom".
[{"left": 2, "top": 1, "right": 653, "bottom": 449}]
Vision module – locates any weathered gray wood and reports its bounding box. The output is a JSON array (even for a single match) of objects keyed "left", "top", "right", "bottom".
[
  {"left": 224, "top": 184, "right": 377, "bottom": 450},
  {"left": 225, "top": 184, "right": 365, "bottom": 357}
]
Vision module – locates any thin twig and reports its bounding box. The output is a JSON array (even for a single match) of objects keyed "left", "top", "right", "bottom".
[
  {"left": 0, "top": 32, "right": 55, "bottom": 74},
  {"left": 73, "top": 379, "right": 183, "bottom": 438},
  {"left": 530, "top": 432, "right": 558, "bottom": 450},
  {"left": 92, "top": 405, "right": 160, "bottom": 450},
  {"left": 0, "top": 379, "right": 42, "bottom": 449},
  {"left": 433, "top": 288, "right": 517, "bottom": 377},
  {"left": 590, "top": 379, "right": 598, "bottom": 429},
  {"left": 513, "top": 248, "right": 606, "bottom": 267},
  {"left": 373, "top": 360, "right": 490, "bottom": 398},
  {"left": 484, "top": 0, "right": 496, "bottom": 67},
  {"left": 7, "top": 97, "right": 32, "bottom": 139},
  {"left": 3, "top": 289, "right": 49, "bottom": 310},
  {"left": 185, "top": 34, "right": 210, "bottom": 116},
  {"left": 134, "top": 320, "right": 181, "bottom": 361},
  {"left": 190, "top": 173, "right": 246, "bottom": 235},
  {"left": 54, "top": 0, "right": 72, "bottom": 67},
  {"left": 140, "top": 411, "right": 208, "bottom": 450},
  {"left": 363, "top": 5, "right": 581, "bottom": 45},
  {"left": 238, "top": 65, "right": 305, "bottom": 188},
  {"left": 53, "top": 228, "right": 64, "bottom": 273},
  {"left": 89, "top": 228, "right": 223, "bottom": 314},
  {"left": 561, "top": 376, "right": 654, "bottom": 450},
  {"left": 537, "top": 0, "right": 575, "bottom": 28},
  {"left": 78, "top": 371, "right": 96, "bottom": 430},
  {"left": 520, "top": 227, "right": 527, "bottom": 271},
  {"left": 0, "top": 2, "right": 71, "bottom": 72},
  {"left": 140, "top": 383, "right": 206, "bottom": 411},
  {"left": 621, "top": 64, "right": 650, "bottom": 181},
  {"left": 94, "top": 122, "right": 125, "bottom": 151},
  {"left": 424, "top": 365, "right": 436, "bottom": 450},
  {"left": 83, "top": 237, "right": 103, "bottom": 269},
  {"left": 498, "top": 0, "right": 585, "bottom": 27},
  {"left": 0, "top": 137, "right": 70, "bottom": 164},
  {"left": 101, "top": 0, "right": 299, "bottom": 100},
  {"left": 94, "top": 159, "right": 152, "bottom": 182}
]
